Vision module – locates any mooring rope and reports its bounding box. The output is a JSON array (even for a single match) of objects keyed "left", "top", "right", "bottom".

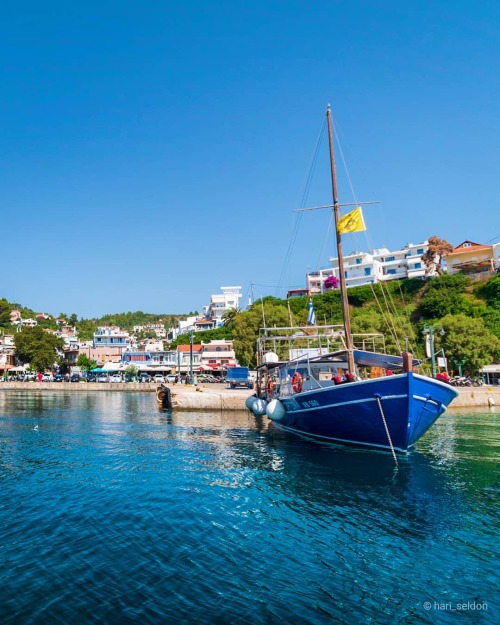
[{"left": 375, "top": 395, "right": 398, "bottom": 467}]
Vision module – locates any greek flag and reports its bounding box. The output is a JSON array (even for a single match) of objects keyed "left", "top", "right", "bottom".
[{"left": 307, "top": 298, "right": 316, "bottom": 325}]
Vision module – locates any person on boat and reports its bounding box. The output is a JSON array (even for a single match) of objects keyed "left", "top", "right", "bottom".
[{"left": 331, "top": 374, "right": 342, "bottom": 384}]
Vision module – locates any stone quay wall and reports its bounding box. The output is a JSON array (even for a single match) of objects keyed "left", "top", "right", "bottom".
[{"left": 1, "top": 382, "right": 498, "bottom": 410}]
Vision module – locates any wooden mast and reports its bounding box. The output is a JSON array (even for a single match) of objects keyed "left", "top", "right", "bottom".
[{"left": 326, "top": 104, "right": 355, "bottom": 374}]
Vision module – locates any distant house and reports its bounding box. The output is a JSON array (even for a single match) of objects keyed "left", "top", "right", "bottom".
[
  {"left": 21, "top": 318, "right": 37, "bottom": 328},
  {"left": 445, "top": 241, "right": 495, "bottom": 277},
  {"left": 177, "top": 344, "right": 203, "bottom": 374},
  {"left": 10, "top": 310, "right": 22, "bottom": 324},
  {"left": 201, "top": 339, "right": 237, "bottom": 371},
  {"left": 287, "top": 288, "right": 310, "bottom": 299}
]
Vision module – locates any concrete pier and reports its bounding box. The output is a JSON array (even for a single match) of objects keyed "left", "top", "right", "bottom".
[{"left": 1, "top": 381, "right": 499, "bottom": 410}]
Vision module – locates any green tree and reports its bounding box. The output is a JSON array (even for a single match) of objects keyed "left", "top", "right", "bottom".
[
  {"left": 232, "top": 301, "right": 290, "bottom": 367},
  {"left": 76, "top": 319, "right": 98, "bottom": 341},
  {"left": 0, "top": 298, "right": 13, "bottom": 328},
  {"left": 14, "top": 327, "right": 64, "bottom": 372},
  {"left": 481, "top": 308, "right": 500, "bottom": 340},
  {"left": 124, "top": 365, "right": 138, "bottom": 379},
  {"left": 476, "top": 273, "right": 500, "bottom": 308},
  {"left": 57, "top": 359, "right": 71, "bottom": 375},
  {"left": 221, "top": 308, "right": 239, "bottom": 327},
  {"left": 440, "top": 314, "right": 500, "bottom": 375},
  {"left": 351, "top": 308, "right": 415, "bottom": 355},
  {"left": 76, "top": 353, "right": 97, "bottom": 371},
  {"left": 418, "top": 274, "right": 472, "bottom": 319}
]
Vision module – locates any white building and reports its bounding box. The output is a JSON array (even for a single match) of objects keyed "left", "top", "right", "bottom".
[
  {"left": 203, "top": 286, "right": 242, "bottom": 327},
  {"left": 307, "top": 242, "right": 428, "bottom": 293},
  {"left": 492, "top": 242, "right": 500, "bottom": 271},
  {"left": 93, "top": 326, "right": 132, "bottom": 351}
]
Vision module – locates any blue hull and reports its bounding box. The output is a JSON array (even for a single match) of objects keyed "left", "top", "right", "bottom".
[{"left": 273, "top": 373, "right": 458, "bottom": 453}]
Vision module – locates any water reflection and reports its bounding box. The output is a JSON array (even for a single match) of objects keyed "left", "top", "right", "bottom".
[{"left": 0, "top": 390, "right": 497, "bottom": 624}]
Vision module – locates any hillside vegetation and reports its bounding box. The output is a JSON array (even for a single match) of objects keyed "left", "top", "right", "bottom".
[
  {"left": 225, "top": 274, "right": 500, "bottom": 373},
  {"left": 2, "top": 273, "right": 499, "bottom": 375}
]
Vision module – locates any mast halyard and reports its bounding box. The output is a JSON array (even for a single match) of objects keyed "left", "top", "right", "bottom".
[{"left": 326, "top": 104, "right": 356, "bottom": 375}]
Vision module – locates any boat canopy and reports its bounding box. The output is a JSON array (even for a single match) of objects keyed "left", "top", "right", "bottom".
[
  {"left": 306, "top": 349, "right": 420, "bottom": 370},
  {"left": 257, "top": 349, "right": 420, "bottom": 372}
]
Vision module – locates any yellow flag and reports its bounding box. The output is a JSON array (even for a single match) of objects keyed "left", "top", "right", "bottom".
[{"left": 337, "top": 206, "right": 366, "bottom": 234}]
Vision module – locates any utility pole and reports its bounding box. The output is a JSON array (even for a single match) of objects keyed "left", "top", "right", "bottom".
[{"left": 189, "top": 329, "right": 193, "bottom": 384}]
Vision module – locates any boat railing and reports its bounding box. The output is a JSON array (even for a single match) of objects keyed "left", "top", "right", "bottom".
[{"left": 256, "top": 325, "right": 386, "bottom": 367}]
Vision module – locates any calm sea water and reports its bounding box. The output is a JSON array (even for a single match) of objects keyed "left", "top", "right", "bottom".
[{"left": 0, "top": 390, "right": 497, "bottom": 625}]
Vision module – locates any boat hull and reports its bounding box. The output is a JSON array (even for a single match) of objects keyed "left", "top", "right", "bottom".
[{"left": 271, "top": 373, "right": 458, "bottom": 453}]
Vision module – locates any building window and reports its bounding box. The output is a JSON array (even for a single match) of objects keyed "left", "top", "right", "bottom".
[
  {"left": 386, "top": 256, "right": 395, "bottom": 262},
  {"left": 356, "top": 258, "right": 361, "bottom": 264},
  {"left": 364, "top": 268, "right": 371, "bottom": 276},
  {"left": 417, "top": 248, "right": 424, "bottom": 254},
  {"left": 415, "top": 263, "right": 421, "bottom": 269}
]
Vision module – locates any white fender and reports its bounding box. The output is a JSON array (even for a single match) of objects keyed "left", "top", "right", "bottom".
[
  {"left": 245, "top": 395, "right": 258, "bottom": 411},
  {"left": 251, "top": 398, "right": 268, "bottom": 416},
  {"left": 266, "top": 398, "right": 285, "bottom": 421}
]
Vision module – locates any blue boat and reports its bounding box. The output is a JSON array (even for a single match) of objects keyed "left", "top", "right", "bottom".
[
  {"left": 249, "top": 106, "right": 458, "bottom": 453},
  {"left": 254, "top": 347, "right": 458, "bottom": 453}
]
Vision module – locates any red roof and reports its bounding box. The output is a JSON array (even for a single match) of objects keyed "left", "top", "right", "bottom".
[
  {"left": 178, "top": 345, "right": 203, "bottom": 353},
  {"left": 451, "top": 240, "right": 491, "bottom": 253}
]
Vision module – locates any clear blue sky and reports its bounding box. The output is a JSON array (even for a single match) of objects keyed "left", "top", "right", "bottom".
[{"left": 1, "top": 1, "right": 498, "bottom": 319}]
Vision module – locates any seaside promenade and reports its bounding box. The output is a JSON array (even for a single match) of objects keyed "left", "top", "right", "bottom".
[{"left": 1, "top": 381, "right": 499, "bottom": 410}]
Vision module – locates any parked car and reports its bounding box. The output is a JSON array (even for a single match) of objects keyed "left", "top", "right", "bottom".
[
  {"left": 70, "top": 373, "right": 81, "bottom": 382},
  {"left": 97, "top": 374, "right": 109, "bottom": 383},
  {"left": 166, "top": 374, "right": 177, "bottom": 383},
  {"left": 139, "top": 373, "right": 151, "bottom": 383},
  {"left": 124, "top": 373, "right": 135, "bottom": 382},
  {"left": 23, "top": 373, "right": 36, "bottom": 382},
  {"left": 41, "top": 373, "right": 53, "bottom": 382},
  {"left": 153, "top": 374, "right": 165, "bottom": 383},
  {"left": 110, "top": 374, "right": 122, "bottom": 383},
  {"left": 53, "top": 374, "right": 64, "bottom": 382}
]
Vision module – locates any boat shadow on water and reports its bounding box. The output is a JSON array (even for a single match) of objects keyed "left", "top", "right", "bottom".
[
  {"left": 164, "top": 410, "right": 463, "bottom": 542},
  {"left": 267, "top": 425, "right": 466, "bottom": 542}
]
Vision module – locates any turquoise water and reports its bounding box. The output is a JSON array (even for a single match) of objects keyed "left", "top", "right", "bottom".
[{"left": 0, "top": 391, "right": 498, "bottom": 624}]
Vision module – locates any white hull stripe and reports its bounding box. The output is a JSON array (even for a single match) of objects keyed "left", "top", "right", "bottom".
[
  {"left": 276, "top": 424, "right": 409, "bottom": 453},
  {"left": 284, "top": 393, "right": 407, "bottom": 413}
]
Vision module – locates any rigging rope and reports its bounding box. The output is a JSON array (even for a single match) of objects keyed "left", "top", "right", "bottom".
[{"left": 276, "top": 117, "right": 326, "bottom": 295}]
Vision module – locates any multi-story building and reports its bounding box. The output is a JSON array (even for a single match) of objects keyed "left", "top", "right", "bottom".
[
  {"left": 203, "top": 286, "right": 242, "bottom": 327},
  {"left": 0, "top": 334, "right": 15, "bottom": 373},
  {"left": 93, "top": 326, "right": 132, "bottom": 351},
  {"left": 200, "top": 339, "right": 237, "bottom": 371},
  {"left": 307, "top": 242, "right": 428, "bottom": 293}
]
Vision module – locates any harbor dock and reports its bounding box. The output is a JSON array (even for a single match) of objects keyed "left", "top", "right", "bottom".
[{"left": 1, "top": 381, "right": 499, "bottom": 410}]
